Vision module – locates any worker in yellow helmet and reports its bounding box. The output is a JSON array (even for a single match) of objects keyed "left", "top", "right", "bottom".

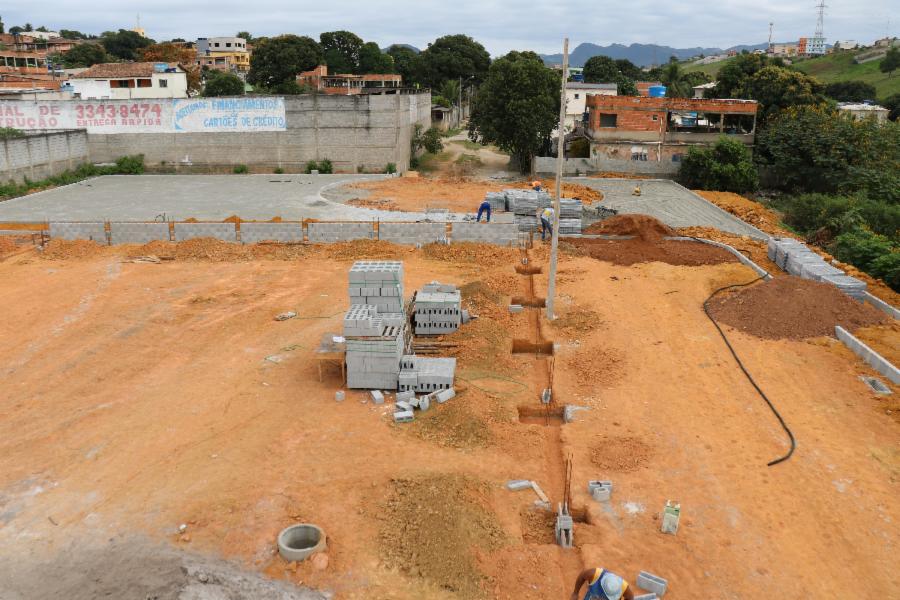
[{"left": 570, "top": 567, "right": 634, "bottom": 600}]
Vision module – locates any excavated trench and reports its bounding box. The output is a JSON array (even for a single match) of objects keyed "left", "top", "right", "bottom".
[
  {"left": 517, "top": 405, "right": 564, "bottom": 425},
  {"left": 511, "top": 296, "right": 547, "bottom": 308},
  {"left": 511, "top": 340, "right": 555, "bottom": 355}
]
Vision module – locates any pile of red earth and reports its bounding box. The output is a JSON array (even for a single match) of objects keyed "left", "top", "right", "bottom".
[
  {"left": 571, "top": 215, "right": 735, "bottom": 266},
  {"left": 584, "top": 214, "right": 675, "bottom": 241},
  {"left": 707, "top": 276, "right": 889, "bottom": 340}
]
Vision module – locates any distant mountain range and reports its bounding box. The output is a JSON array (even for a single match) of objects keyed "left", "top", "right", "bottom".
[{"left": 539, "top": 42, "right": 770, "bottom": 67}]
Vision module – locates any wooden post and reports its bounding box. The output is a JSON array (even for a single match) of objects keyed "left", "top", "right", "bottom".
[{"left": 546, "top": 38, "right": 568, "bottom": 321}]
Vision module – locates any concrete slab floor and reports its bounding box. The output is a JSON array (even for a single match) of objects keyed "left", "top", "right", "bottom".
[
  {"left": 0, "top": 174, "right": 470, "bottom": 223},
  {"left": 568, "top": 177, "right": 767, "bottom": 240}
]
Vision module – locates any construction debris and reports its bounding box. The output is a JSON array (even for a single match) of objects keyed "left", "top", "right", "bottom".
[
  {"left": 636, "top": 571, "right": 668, "bottom": 597},
  {"left": 335, "top": 390, "right": 345, "bottom": 402},
  {"left": 588, "top": 480, "right": 613, "bottom": 502},
  {"left": 274, "top": 311, "right": 297, "bottom": 321},
  {"left": 660, "top": 500, "right": 680, "bottom": 535}
]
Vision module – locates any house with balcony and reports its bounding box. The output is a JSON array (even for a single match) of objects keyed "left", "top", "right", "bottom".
[
  {"left": 297, "top": 65, "right": 403, "bottom": 95},
  {"left": 70, "top": 62, "right": 188, "bottom": 99},
  {"left": 195, "top": 37, "right": 251, "bottom": 76},
  {"left": 586, "top": 95, "right": 758, "bottom": 175}
]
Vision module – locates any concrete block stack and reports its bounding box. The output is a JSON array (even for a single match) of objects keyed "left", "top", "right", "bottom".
[
  {"left": 344, "top": 261, "right": 410, "bottom": 390},
  {"left": 348, "top": 261, "right": 405, "bottom": 313},
  {"left": 398, "top": 356, "right": 456, "bottom": 393},
  {"left": 413, "top": 282, "right": 461, "bottom": 335},
  {"left": 508, "top": 189, "right": 551, "bottom": 232},
  {"left": 559, "top": 198, "right": 583, "bottom": 235},
  {"left": 768, "top": 237, "right": 866, "bottom": 299},
  {"left": 451, "top": 222, "right": 519, "bottom": 246},
  {"left": 484, "top": 191, "right": 508, "bottom": 212}
]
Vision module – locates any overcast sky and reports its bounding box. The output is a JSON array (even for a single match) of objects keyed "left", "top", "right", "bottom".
[{"left": 4, "top": 0, "right": 895, "bottom": 55}]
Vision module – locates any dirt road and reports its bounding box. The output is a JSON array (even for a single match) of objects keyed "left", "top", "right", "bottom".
[{"left": 0, "top": 240, "right": 896, "bottom": 598}]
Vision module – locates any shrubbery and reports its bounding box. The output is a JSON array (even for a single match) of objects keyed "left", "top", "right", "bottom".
[
  {"left": 0, "top": 154, "right": 145, "bottom": 199},
  {"left": 305, "top": 159, "right": 333, "bottom": 174},
  {"left": 678, "top": 137, "right": 758, "bottom": 193}
]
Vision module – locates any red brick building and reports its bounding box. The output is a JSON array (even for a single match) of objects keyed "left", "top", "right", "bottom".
[{"left": 585, "top": 95, "right": 758, "bottom": 173}]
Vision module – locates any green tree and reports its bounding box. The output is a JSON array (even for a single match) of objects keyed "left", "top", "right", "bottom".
[
  {"left": 678, "top": 136, "right": 758, "bottom": 192},
  {"left": 320, "top": 30, "right": 363, "bottom": 73},
  {"left": 248, "top": 35, "right": 323, "bottom": 91},
  {"left": 439, "top": 78, "right": 460, "bottom": 105},
  {"left": 582, "top": 55, "right": 619, "bottom": 83},
  {"left": 422, "top": 127, "right": 444, "bottom": 154},
  {"left": 418, "top": 34, "right": 491, "bottom": 89},
  {"left": 358, "top": 41, "right": 393, "bottom": 74},
  {"left": 710, "top": 53, "right": 772, "bottom": 99},
  {"left": 35, "top": 26, "right": 48, "bottom": 32},
  {"left": 468, "top": 51, "right": 559, "bottom": 173},
  {"left": 202, "top": 71, "right": 245, "bottom": 96},
  {"left": 59, "top": 29, "right": 93, "bottom": 40},
  {"left": 60, "top": 43, "right": 108, "bottom": 67},
  {"left": 101, "top": 29, "right": 154, "bottom": 60},
  {"left": 614, "top": 58, "right": 642, "bottom": 80},
  {"left": 824, "top": 80, "right": 877, "bottom": 102},
  {"left": 617, "top": 78, "right": 639, "bottom": 96},
  {"left": 881, "top": 47, "right": 900, "bottom": 77},
  {"left": 882, "top": 93, "right": 900, "bottom": 121},
  {"left": 747, "top": 66, "right": 825, "bottom": 121},
  {"left": 660, "top": 57, "right": 692, "bottom": 97},
  {"left": 387, "top": 45, "right": 420, "bottom": 84},
  {"left": 9, "top": 26, "right": 24, "bottom": 35},
  {"left": 756, "top": 105, "right": 900, "bottom": 202},
  {"left": 236, "top": 31, "right": 253, "bottom": 43},
  {"left": 0, "top": 15, "right": 5, "bottom": 35}
]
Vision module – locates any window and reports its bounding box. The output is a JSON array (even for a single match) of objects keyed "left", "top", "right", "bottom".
[
  {"left": 158, "top": 79, "right": 168, "bottom": 88},
  {"left": 226, "top": 42, "right": 232, "bottom": 47},
  {"left": 137, "top": 78, "right": 152, "bottom": 88},
  {"left": 599, "top": 113, "right": 617, "bottom": 128},
  {"left": 631, "top": 146, "right": 648, "bottom": 161},
  {"left": 672, "top": 153, "right": 683, "bottom": 163},
  {"left": 574, "top": 93, "right": 580, "bottom": 99},
  {"left": 214, "top": 42, "right": 220, "bottom": 47},
  {"left": 652, "top": 115, "right": 658, "bottom": 121}
]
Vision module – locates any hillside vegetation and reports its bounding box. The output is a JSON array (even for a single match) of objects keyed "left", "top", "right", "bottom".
[{"left": 683, "top": 51, "right": 899, "bottom": 98}]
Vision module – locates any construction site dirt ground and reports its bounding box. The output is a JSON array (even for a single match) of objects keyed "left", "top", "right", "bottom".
[{"left": 0, "top": 238, "right": 898, "bottom": 599}]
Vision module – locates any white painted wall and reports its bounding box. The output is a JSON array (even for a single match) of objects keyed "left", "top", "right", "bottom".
[{"left": 73, "top": 72, "right": 188, "bottom": 100}]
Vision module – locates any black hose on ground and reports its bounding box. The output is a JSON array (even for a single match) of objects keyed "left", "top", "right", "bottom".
[{"left": 690, "top": 235, "right": 796, "bottom": 466}]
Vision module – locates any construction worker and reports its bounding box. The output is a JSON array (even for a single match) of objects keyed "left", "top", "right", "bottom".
[
  {"left": 570, "top": 567, "right": 634, "bottom": 600},
  {"left": 632, "top": 185, "right": 642, "bottom": 196},
  {"left": 531, "top": 180, "right": 543, "bottom": 192},
  {"left": 476, "top": 200, "right": 492, "bottom": 222},
  {"left": 539, "top": 205, "right": 555, "bottom": 241}
]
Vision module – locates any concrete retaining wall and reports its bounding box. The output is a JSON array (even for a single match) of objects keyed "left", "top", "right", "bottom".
[
  {"left": 110, "top": 222, "right": 171, "bottom": 244},
  {"left": 835, "top": 326, "right": 900, "bottom": 384},
  {"left": 451, "top": 222, "right": 519, "bottom": 246},
  {"left": 173, "top": 222, "right": 237, "bottom": 242},
  {"left": 307, "top": 222, "right": 374, "bottom": 243},
  {"left": 240, "top": 222, "right": 304, "bottom": 244},
  {"left": 862, "top": 292, "right": 900, "bottom": 320},
  {"left": 532, "top": 155, "right": 679, "bottom": 177},
  {"left": 379, "top": 222, "right": 446, "bottom": 245},
  {"left": 49, "top": 222, "right": 106, "bottom": 242},
  {"left": 1, "top": 130, "right": 89, "bottom": 184},
  {"left": 87, "top": 94, "right": 431, "bottom": 173}
]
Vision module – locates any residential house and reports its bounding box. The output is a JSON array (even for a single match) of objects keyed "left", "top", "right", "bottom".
[
  {"left": 586, "top": 95, "right": 758, "bottom": 174},
  {"left": 692, "top": 81, "right": 717, "bottom": 99},
  {"left": 297, "top": 65, "right": 402, "bottom": 95},
  {"left": 838, "top": 102, "right": 889, "bottom": 124},
  {"left": 564, "top": 82, "right": 616, "bottom": 130},
  {"left": 0, "top": 33, "right": 59, "bottom": 90},
  {"left": 832, "top": 40, "right": 859, "bottom": 50},
  {"left": 70, "top": 62, "right": 188, "bottom": 99},
  {"left": 195, "top": 37, "right": 251, "bottom": 76}
]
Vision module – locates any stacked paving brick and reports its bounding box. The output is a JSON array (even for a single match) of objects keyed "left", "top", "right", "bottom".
[
  {"left": 496, "top": 190, "right": 583, "bottom": 234},
  {"left": 558, "top": 198, "right": 583, "bottom": 235},
  {"left": 414, "top": 282, "right": 461, "bottom": 335},
  {"left": 484, "top": 191, "right": 508, "bottom": 212},
  {"left": 344, "top": 261, "right": 409, "bottom": 389},
  {"left": 398, "top": 356, "right": 456, "bottom": 393},
  {"left": 768, "top": 237, "right": 866, "bottom": 300},
  {"left": 348, "top": 261, "right": 404, "bottom": 313}
]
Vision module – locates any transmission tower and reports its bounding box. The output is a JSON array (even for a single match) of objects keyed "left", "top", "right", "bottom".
[
  {"left": 814, "top": 0, "right": 826, "bottom": 39},
  {"left": 768, "top": 22, "right": 774, "bottom": 51}
]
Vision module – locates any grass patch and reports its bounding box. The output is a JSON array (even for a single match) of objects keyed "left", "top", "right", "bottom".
[
  {"left": 415, "top": 150, "right": 452, "bottom": 172},
  {"left": 794, "top": 51, "right": 900, "bottom": 98}
]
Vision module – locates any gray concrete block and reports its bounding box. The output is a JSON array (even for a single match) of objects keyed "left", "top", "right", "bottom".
[
  {"left": 506, "top": 480, "right": 532, "bottom": 491},
  {"left": 396, "top": 390, "right": 415, "bottom": 402},
  {"left": 335, "top": 390, "right": 345, "bottom": 402},
  {"left": 636, "top": 572, "right": 667, "bottom": 597},
  {"left": 419, "top": 394, "right": 430, "bottom": 411},
  {"left": 393, "top": 410, "right": 414, "bottom": 423},
  {"left": 370, "top": 390, "right": 384, "bottom": 404},
  {"left": 396, "top": 400, "right": 412, "bottom": 412},
  {"left": 434, "top": 388, "right": 456, "bottom": 403},
  {"left": 509, "top": 304, "right": 524, "bottom": 313},
  {"left": 308, "top": 222, "right": 374, "bottom": 243},
  {"left": 240, "top": 222, "right": 303, "bottom": 243},
  {"left": 110, "top": 222, "right": 170, "bottom": 244},
  {"left": 173, "top": 222, "right": 237, "bottom": 242},
  {"left": 49, "top": 222, "right": 107, "bottom": 243},
  {"left": 835, "top": 326, "right": 900, "bottom": 384}
]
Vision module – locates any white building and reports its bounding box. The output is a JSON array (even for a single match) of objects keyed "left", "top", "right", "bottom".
[
  {"left": 70, "top": 62, "right": 188, "bottom": 100},
  {"left": 833, "top": 40, "right": 859, "bottom": 50},
  {"left": 838, "top": 103, "right": 890, "bottom": 124},
  {"left": 25, "top": 30, "right": 60, "bottom": 41},
  {"left": 565, "top": 82, "right": 617, "bottom": 130},
  {"left": 692, "top": 81, "right": 717, "bottom": 99}
]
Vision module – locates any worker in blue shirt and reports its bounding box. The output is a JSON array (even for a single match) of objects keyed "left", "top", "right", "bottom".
[
  {"left": 570, "top": 567, "right": 633, "bottom": 600},
  {"left": 476, "top": 200, "right": 492, "bottom": 222}
]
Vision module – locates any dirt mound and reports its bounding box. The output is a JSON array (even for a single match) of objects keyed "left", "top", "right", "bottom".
[
  {"left": 567, "top": 237, "right": 737, "bottom": 267},
  {"left": 677, "top": 226, "right": 777, "bottom": 272},
  {"left": 0, "top": 236, "right": 20, "bottom": 256},
  {"left": 549, "top": 305, "right": 603, "bottom": 334},
  {"left": 423, "top": 241, "right": 519, "bottom": 267},
  {"left": 590, "top": 436, "right": 653, "bottom": 472},
  {"left": 584, "top": 214, "right": 674, "bottom": 241},
  {"left": 410, "top": 399, "right": 494, "bottom": 449},
  {"left": 378, "top": 474, "right": 506, "bottom": 598},
  {"left": 707, "top": 276, "right": 889, "bottom": 340},
  {"left": 565, "top": 346, "right": 624, "bottom": 388},
  {"left": 41, "top": 239, "right": 108, "bottom": 260}
]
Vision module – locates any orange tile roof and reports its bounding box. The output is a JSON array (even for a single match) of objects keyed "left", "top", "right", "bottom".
[{"left": 72, "top": 62, "right": 180, "bottom": 79}]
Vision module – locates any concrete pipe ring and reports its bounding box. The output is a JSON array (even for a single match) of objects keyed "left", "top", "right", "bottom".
[{"left": 277, "top": 524, "right": 327, "bottom": 562}]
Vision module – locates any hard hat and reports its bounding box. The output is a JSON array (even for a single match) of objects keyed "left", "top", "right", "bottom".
[
  {"left": 532, "top": 180, "right": 541, "bottom": 187},
  {"left": 600, "top": 573, "right": 624, "bottom": 600}
]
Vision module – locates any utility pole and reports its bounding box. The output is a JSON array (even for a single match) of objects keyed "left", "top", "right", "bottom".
[{"left": 546, "top": 37, "right": 568, "bottom": 321}]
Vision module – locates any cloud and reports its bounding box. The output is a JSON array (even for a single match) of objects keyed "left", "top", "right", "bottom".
[{"left": 4, "top": 0, "right": 893, "bottom": 55}]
